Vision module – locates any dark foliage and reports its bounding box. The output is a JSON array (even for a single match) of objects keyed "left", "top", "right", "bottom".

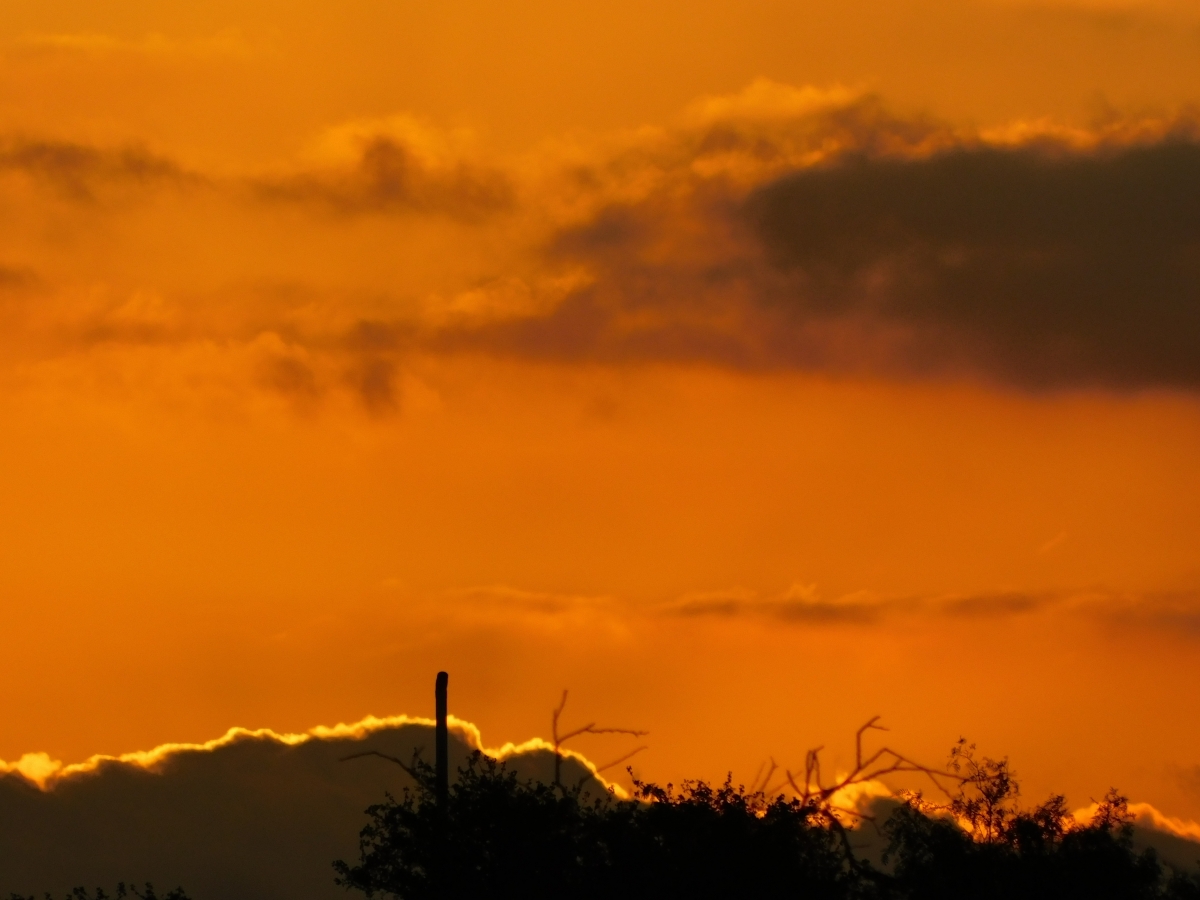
[
  {"left": 334, "top": 752, "right": 864, "bottom": 900},
  {"left": 884, "top": 755, "right": 1163, "bottom": 900},
  {"left": 876, "top": 741, "right": 1199, "bottom": 900},
  {"left": 337, "top": 747, "right": 1200, "bottom": 900}
]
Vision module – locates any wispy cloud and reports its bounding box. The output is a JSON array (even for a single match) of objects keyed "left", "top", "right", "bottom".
[
  {"left": 661, "top": 581, "right": 1200, "bottom": 631},
  {"left": 254, "top": 117, "right": 515, "bottom": 219},
  {"left": 664, "top": 583, "right": 890, "bottom": 624},
  {"left": 0, "top": 136, "right": 200, "bottom": 201}
]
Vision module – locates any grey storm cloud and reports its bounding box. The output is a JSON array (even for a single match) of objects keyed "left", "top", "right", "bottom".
[
  {"left": 0, "top": 720, "right": 604, "bottom": 900},
  {"left": 445, "top": 129, "right": 1200, "bottom": 391}
]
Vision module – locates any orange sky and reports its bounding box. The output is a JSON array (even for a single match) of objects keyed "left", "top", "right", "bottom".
[{"left": 2, "top": 0, "right": 1200, "bottom": 826}]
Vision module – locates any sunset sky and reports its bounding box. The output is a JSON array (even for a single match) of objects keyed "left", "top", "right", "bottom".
[{"left": 2, "top": 0, "right": 1200, "bottom": 836}]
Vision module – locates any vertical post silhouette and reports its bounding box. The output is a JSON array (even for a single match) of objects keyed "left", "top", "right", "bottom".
[{"left": 435, "top": 671, "right": 449, "bottom": 810}]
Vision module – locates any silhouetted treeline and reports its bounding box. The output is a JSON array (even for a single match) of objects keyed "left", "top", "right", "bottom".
[
  {"left": 336, "top": 746, "right": 1200, "bottom": 900},
  {"left": 8, "top": 884, "right": 190, "bottom": 900},
  {"left": 881, "top": 741, "right": 1200, "bottom": 900}
]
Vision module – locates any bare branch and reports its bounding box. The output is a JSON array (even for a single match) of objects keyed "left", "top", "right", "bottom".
[
  {"left": 778, "top": 718, "right": 957, "bottom": 824},
  {"left": 855, "top": 716, "right": 888, "bottom": 771},
  {"left": 786, "top": 770, "right": 805, "bottom": 802},
  {"left": 550, "top": 690, "right": 648, "bottom": 790},
  {"left": 763, "top": 778, "right": 792, "bottom": 798},
  {"left": 566, "top": 725, "right": 649, "bottom": 740},
  {"left": 751, "top": 760, "right": 766, "bottom": 792},
  {"left": 593, "top": 746, "right": 649, "bottom": 775},
  {"left": 340, "top": 749, "right": 423, "bottom": 780},
  {"left": 551, "top": 690, "right": 569, "bottom": 746},
  {"left": 753, "top": 758, "right": 778, "bottom": 795}
]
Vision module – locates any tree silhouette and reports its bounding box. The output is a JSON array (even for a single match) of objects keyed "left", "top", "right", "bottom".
[
  {"left": 333, "top": 751, "right": 863, "bottom": 900},
  {"left": 7, "top": 884, "right": 190, "bottom": 900},
  {"left": 335, "top": 726, "right": 1200, "bottom": 900},
  {"left": 882, "top": 744, "right": 1197, "bottom": 900}
]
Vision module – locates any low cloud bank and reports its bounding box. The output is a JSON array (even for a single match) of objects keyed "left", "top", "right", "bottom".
[
  {"left": 0, "top": 716, "right": 606, "bottom": 900},
  {"left": 449, "top": 96, "right": 1200, "bottom": 390},
  {"left": 2, "top": 714, "right": 1198, "bottom": 898}
]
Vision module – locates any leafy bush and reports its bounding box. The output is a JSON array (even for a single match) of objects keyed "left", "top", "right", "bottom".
[
  {"left": 334, "top": 752, "right": 865, "bottom": 900},
  {"left": 336, "top": 747, "right": 1200, "bottom": 900}
]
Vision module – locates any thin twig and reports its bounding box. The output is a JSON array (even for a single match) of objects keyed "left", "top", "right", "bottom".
[
  {"left": 340, "top": 749, "right": 423, "bottom": 780},
  {"left": 594, "top": 746, "right": 649, "bottom": 775},
  {"left": 751, "top": 760, "right": 766, "bottom": 793},
  {"left": 754, "top": 758, "right": 778, "bottom": 794},
  {"left": 780, "top": 717, "right": 957, "bottom": 829},
  {"left": 551, "top": 690, "right": 648, "bottom": 789}
]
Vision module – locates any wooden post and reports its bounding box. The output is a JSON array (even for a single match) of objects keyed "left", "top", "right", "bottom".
[{"left": 435, "top": 671, "right": 449, "bottom": 810}]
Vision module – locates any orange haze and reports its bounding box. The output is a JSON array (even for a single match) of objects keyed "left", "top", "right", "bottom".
[{"left": 1, "top": 0, "right": 1200, "bottom": 826}]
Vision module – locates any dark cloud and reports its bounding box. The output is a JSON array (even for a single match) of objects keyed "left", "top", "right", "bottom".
[
  {"left": 664, "top": 584, "right": 1200, "bottom": 636},
  {"left": 1083, "top": 589, "right": 1200, "bottom": 633},
  {"left": 659, "top": 586, "right": 1200, "bottom": 627},
  {"left": 749, "top": 137, "right": 1200, "bottom": 389},
  {"left": 347, "top": 356, "right": 400, "bottom": 414},
  {"left": 256, "top": 136, "right": 514, "bottom": 219},
  {"left": 939, "top": 591, "right": 1056, "bottom": 618},
  {"left": 441, "top": 118, "right": 1200, "bottom": 391},
  {"left": 1128, "top": 815, "right": 1200, "bottom": 873},
  {"left": 666, "top": 590, "right": 886, "bottom": 624},
  {"left": 662, "top": 588, "right": 1054, "bottom": 625},
  {"left": 1, "top": 128, "right": 511, "bottom": 218},
  {"left": 0, "top": 137, "right": 197, "bottom": 201},
  {"left": 258, "top": 354, "right": 320, "bottom": 401},
  {"left": 0, "top": 720, "right": 604, "bottom": 900},
  {"left": 330, "top": 319, "right": 413, "bottom": 412},
  {"left": 1169, "top": 763, "right": 1200, "bottom": 801},
  {"left": 0, "top": 265, "right": 37, "bottom": 291}
]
